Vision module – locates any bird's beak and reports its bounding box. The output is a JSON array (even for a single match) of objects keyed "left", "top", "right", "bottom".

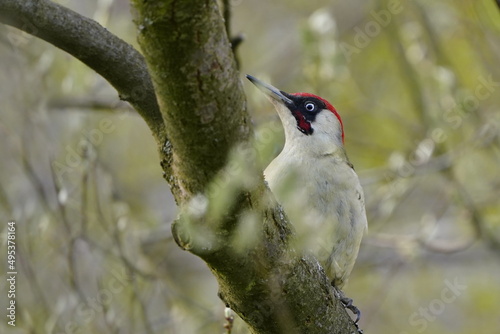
[{"left": 246, "top": 75, "right": 293, "bottom": 105}]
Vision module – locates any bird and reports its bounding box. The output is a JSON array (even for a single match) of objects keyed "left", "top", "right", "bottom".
[{"left": 246, "top": 74, "right": 367, "bottom": 322}]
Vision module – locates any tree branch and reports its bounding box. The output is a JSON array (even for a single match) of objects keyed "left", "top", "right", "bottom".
[{"left": 0, "top": 0, "right": 166, "bottom": 144}]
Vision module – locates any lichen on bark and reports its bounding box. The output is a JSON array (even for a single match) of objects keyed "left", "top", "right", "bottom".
[{"left": 131, "top": 0, "right": 250, "bottom": 202}]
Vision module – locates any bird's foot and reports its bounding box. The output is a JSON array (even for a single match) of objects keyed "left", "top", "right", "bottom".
[
  {"left": 339, "top": 294, "right": 364, "bottom": 333},
  {"left": 340, "top": 296, "right": 361, "bottom": 324},
  {"left": 332, "top": 285, "right": 361, "bottom": 325}
]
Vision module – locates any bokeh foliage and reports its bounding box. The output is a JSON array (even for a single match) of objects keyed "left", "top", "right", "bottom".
[{"left": 0, "top": 0, "right": 499, "bottom": 333}]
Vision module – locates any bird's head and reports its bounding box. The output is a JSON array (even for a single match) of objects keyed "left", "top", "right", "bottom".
[{"left": 247, "top": 75, "right": 345, "bottom": 155}]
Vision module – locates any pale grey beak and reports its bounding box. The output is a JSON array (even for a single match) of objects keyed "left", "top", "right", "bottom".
[{"left": 246, "top": 74, "right": 294, "bottom": 105}]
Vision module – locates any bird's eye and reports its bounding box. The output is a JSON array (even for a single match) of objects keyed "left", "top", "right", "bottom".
[{"left": 305, "top": 102, "right": 316, "bottom": 112}]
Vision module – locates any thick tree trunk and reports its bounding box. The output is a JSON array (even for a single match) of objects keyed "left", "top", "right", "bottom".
[
  {"left": 130, "top": 0, "right": 250, "bottom": 202},
  {"left": 0, "top": 0, "right": 360, "bottom": 332}
]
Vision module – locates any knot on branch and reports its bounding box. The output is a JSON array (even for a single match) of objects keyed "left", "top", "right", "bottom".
[{"left": 170, "top": 142, "right": 269, "bottom": 255}]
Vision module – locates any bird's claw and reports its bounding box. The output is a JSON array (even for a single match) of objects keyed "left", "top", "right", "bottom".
[
  {"left": 340, "top": 296, "right": 361, "bottom": 324},
  {"left": 332, "top": 285, "right": 362, "bottom": 328},
  {"left": 340, "top": 296, "right": 363, "bottom": 334}
]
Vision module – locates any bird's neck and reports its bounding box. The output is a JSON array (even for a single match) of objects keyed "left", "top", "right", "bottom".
[{"left": 283, "top": 136, "right": 349, "bottom": 162}]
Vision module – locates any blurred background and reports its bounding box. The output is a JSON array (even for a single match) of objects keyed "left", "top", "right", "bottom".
[{"left": 0, "top": 0, "right": 499, "bottom": 333}]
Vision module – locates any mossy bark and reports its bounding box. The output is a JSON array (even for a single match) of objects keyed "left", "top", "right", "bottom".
[{"left": 131, "top": 0, "right": 250, "bottom": 202}]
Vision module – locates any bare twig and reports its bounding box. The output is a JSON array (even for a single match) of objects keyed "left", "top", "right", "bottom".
[{"left": 222, "top": 0, "right": 244, "bottom": 65}]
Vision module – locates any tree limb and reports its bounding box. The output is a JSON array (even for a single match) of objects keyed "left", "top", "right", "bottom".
[{"left": 0, "top": 0, "right": 166, "bottom": 144}]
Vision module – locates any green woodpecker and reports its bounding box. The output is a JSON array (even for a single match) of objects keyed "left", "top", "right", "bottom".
[{"left": 247, "top": 75, "right": 367, "bottom": 322}]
